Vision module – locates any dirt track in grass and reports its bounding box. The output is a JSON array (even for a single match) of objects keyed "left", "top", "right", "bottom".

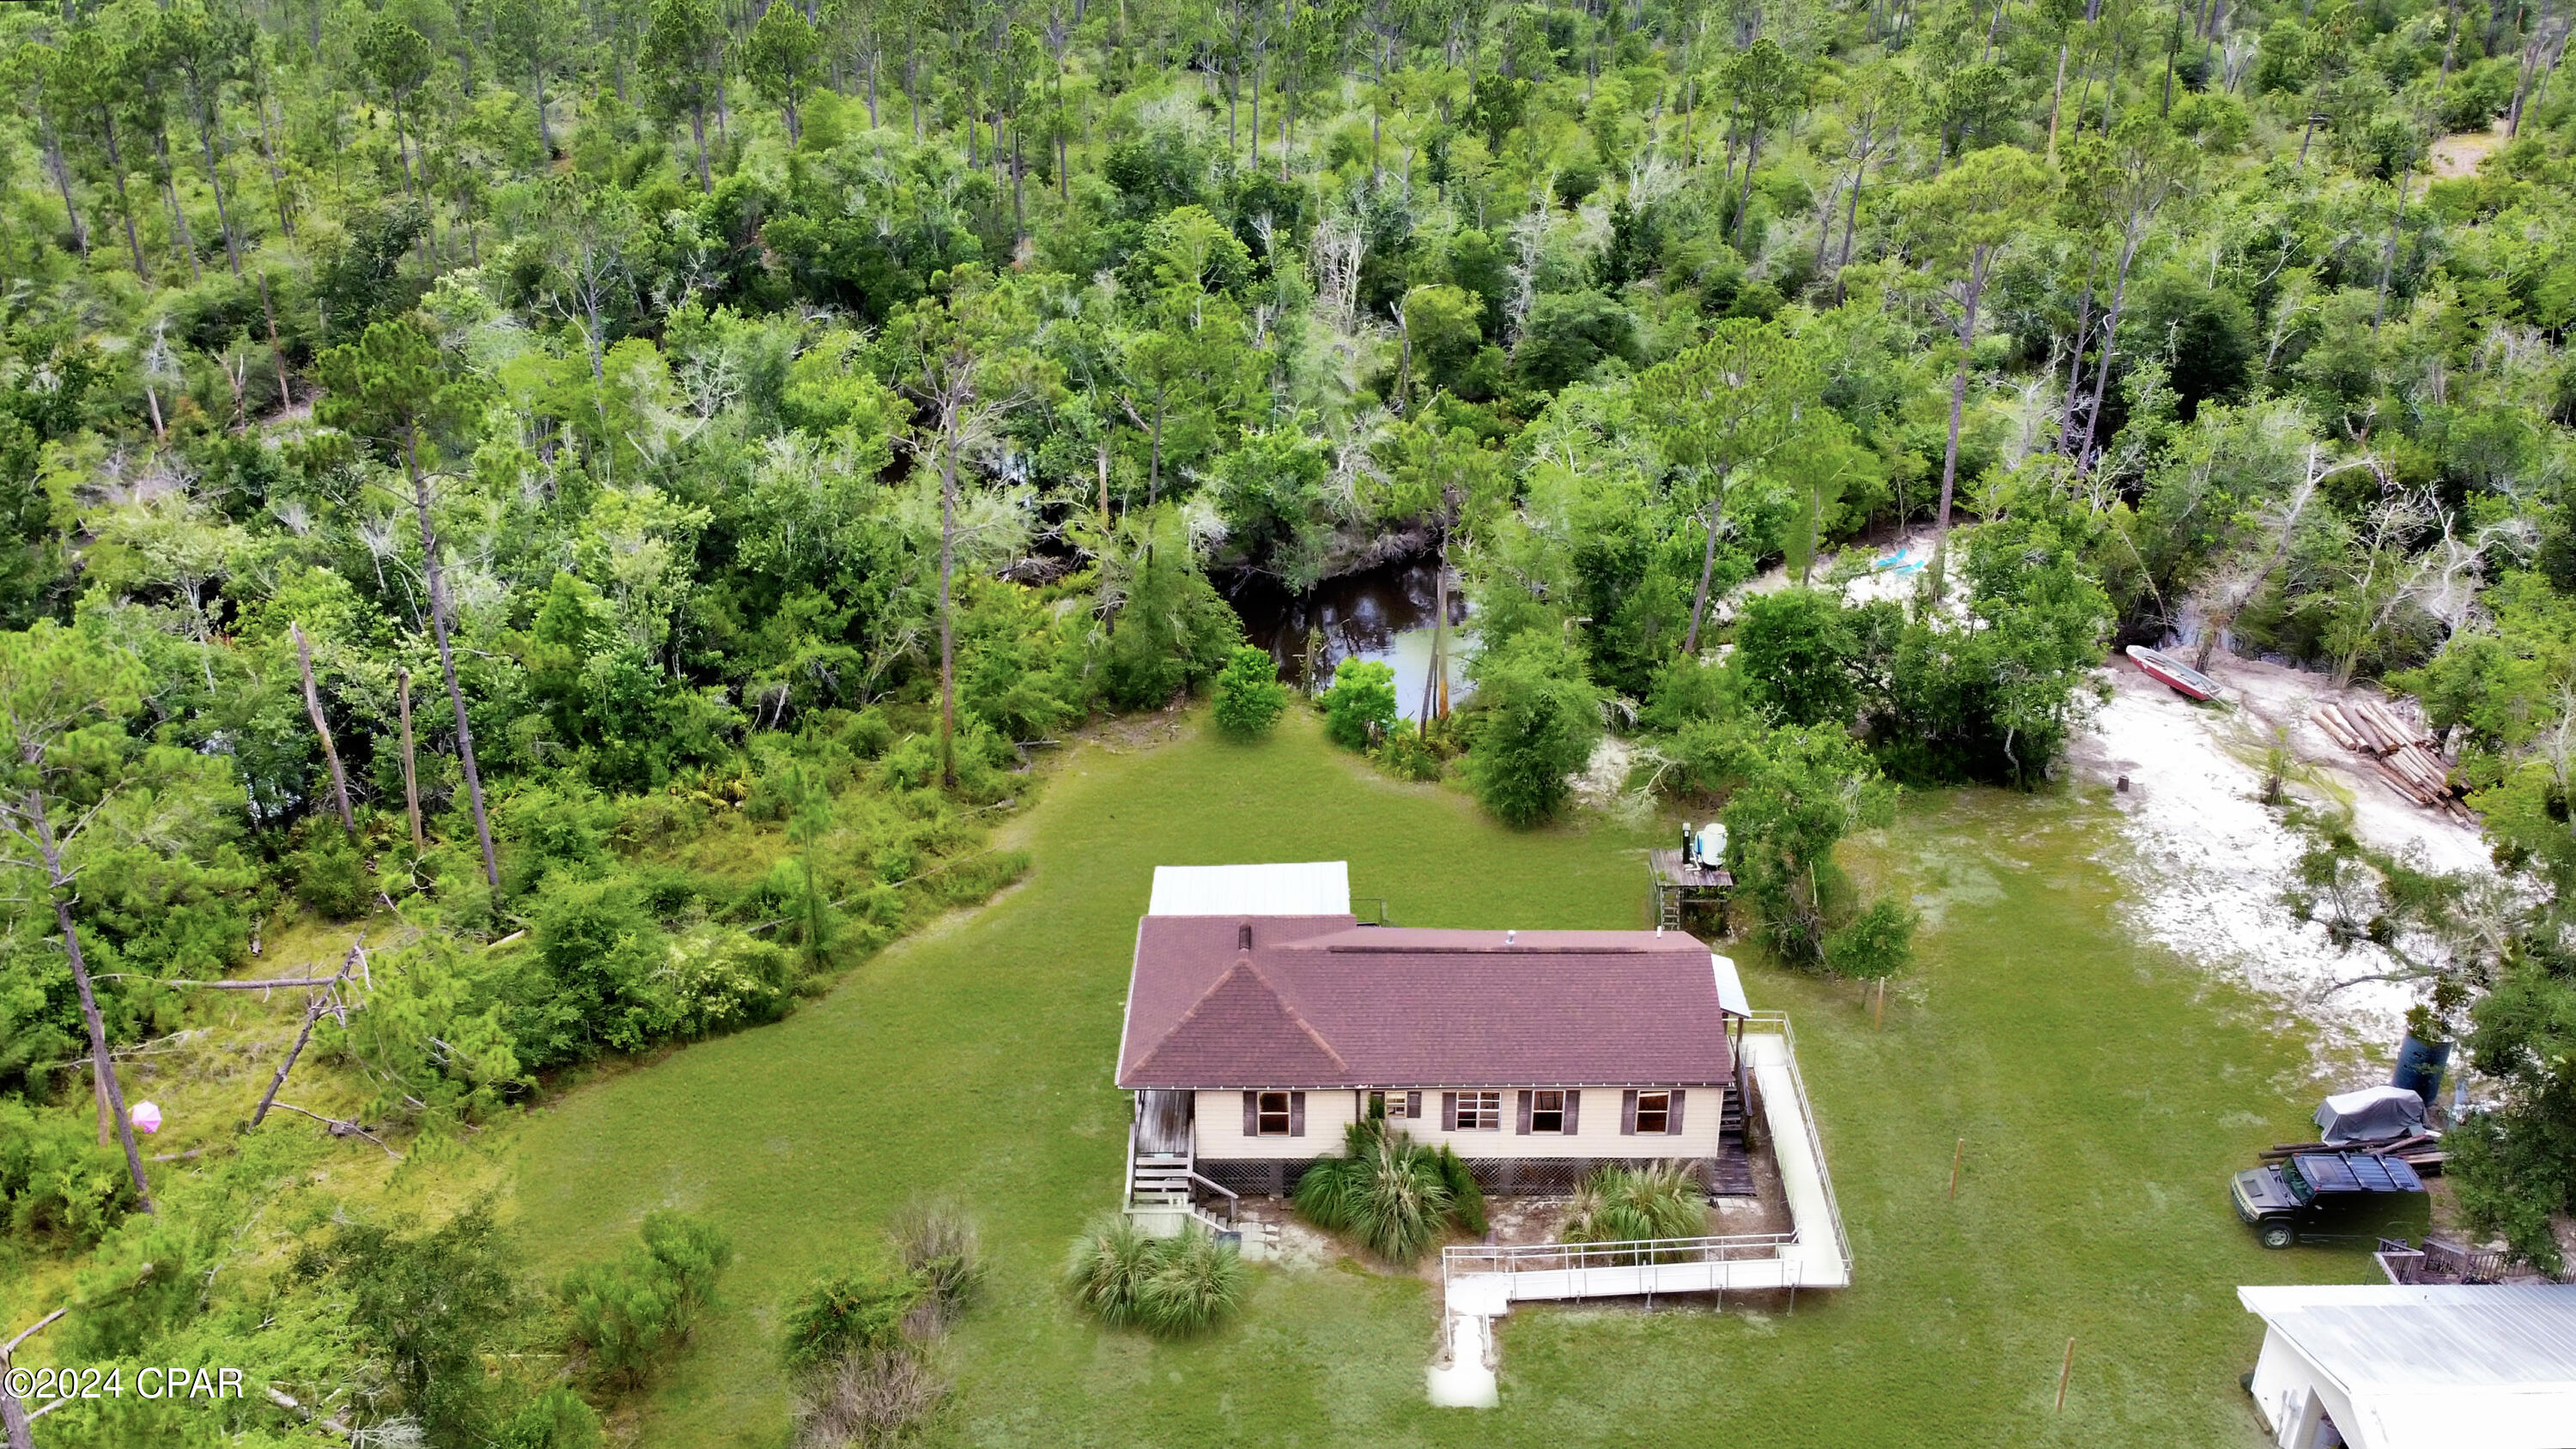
[{"left": 506, "top": 709, "right": 2391, "bottom": 1448}]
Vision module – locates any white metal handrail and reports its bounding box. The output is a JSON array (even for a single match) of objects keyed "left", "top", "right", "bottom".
[
  {"left": 1444, "top": 1231, "right": 1798, "bottom": 1276},
  {"left": 1435, "top": 1009, "right": 1852, "bottom": 1296},
  {"left": 1740, "top": 1011, "right": 1853, "bottom": 1275}
]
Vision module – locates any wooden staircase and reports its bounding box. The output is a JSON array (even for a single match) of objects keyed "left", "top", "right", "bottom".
[
  {"left": 1710, "top": 1081, "right": 1756, "bottom": 1196},
  {"left": 1126, "top": 1122, "right": 1255, "bottom": 1243}
]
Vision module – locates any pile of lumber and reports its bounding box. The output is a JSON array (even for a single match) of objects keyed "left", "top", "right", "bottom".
[
  {"left": 2308, "top": 698, "right": 2476, "bottom": 823},
  {"left": 2261, "top": 1134, "right": 2446, "bottom": 1177}
]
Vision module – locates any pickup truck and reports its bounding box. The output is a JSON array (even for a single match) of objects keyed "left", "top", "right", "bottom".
[{"left": 2231, "top": 1152, "right": 2427, "bottom": 1248}]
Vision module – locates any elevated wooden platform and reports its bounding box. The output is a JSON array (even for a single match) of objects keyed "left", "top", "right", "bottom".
[{"left": 1649, "top": 848, "right": 1732, "bottom": 930}]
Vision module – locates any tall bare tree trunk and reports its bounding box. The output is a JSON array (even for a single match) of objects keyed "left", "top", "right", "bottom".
[
  {"left": 1939, "top": 251, "right": 1992, "bottom": 538},
  {"left": 1684, "top": 490, "right": 1725, "bottom": 655},
  {"left": 259, "top": 271, "right": 294, "bottom": 410},
  {"left": 406, "top": 432, "right": 501, "bottom": 892},
  {"left": 40, "top": 117, "right": 86, "bottom": 255},
  {"left": 294, "top": 624, "right": 356, "bottom": 837},
  {"left": 398, "top": 668, "right": 422, "bottom": 851},
  {"left": 938, "top": 409, "right": 960, "bottom": 790},
  {"left": 33, "top": 797, "right": 152, "bottom": 1213}
]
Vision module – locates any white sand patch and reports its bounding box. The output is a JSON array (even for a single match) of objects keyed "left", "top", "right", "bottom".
[
  {"left": 1569, "top": 734, "right": 1637, "bottom": 813},
  {"left": 2068, "top": 652, "right": 2493, "bottom": 1056},
  {"left": 1725, "top": 526, "right": 1942, "bottom": 622}
]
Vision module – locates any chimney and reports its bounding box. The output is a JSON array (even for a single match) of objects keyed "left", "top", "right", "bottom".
[{"left": 1238, "top": 922, "right": 1254, "bottom": 950}]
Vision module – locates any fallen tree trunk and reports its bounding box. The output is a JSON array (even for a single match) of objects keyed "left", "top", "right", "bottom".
[{"left": 251, "top": 937, "right": 362, "bottom": 1128}]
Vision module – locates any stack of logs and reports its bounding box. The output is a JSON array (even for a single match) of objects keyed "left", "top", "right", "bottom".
[{"left": 2309, "top": 698, "right": 2476, "bottom": 825}]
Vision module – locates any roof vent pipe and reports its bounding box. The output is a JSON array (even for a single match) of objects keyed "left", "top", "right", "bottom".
[
  {"left": 1239, "top": 922, "right": 1254, "bottom": 949},
  {"left": 1505, "top": 930, "right": 1516, "bottom": 946}
]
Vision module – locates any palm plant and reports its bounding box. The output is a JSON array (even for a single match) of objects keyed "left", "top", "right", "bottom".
[
  {"left": 1137, "top": 1223, "right": 1249, "bottom": 1336},
  {"left": 1561, "top": 1161, "right": 1710, "bottom": 1262},
  {"left": 1292, "top": 1119, "right": 1456, "bottom": 1264},
  {"left": 1065, "top": 1214, "right": 1157, "bottom": 1327},
  {"left": 1066, "top": 1216, "right": 1246, "bottom": 1336}
]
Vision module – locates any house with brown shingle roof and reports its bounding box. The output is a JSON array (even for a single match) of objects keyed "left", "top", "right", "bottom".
[{"left": 1119, "top": 862, "right": 1756, "bottom": 1204}]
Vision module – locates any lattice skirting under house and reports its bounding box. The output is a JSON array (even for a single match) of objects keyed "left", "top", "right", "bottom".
[{"left": 1198, "top": 1155, "right": 1734, "bottom": 1198}]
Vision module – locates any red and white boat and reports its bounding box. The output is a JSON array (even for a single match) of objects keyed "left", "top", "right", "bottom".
[{"left": 2126, "top": 645, "right": 2221, "bottom": 702}]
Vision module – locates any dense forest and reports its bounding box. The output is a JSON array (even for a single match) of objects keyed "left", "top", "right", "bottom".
[{"left": 2, "top": 0, "right": 2575, "bottom": 1440}]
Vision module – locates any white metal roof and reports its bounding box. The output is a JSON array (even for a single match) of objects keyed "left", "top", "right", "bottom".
[
  {"left": 1710, "top": 953, "right": 1753, "bottom": 1017},
  {"left": 2239, "top": 1284, "right": 2576, "bottom": 1449},
  {"left": 1146, "top": 861, "right": 1352, "bottom": 917}
]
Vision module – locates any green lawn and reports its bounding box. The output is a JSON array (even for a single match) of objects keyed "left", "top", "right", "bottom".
[{"left": 507, "top": 710, "right": 2385, "bottom": 1447}]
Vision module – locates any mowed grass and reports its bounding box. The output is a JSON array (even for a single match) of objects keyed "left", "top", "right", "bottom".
[{"left": 507, "top": 711, "right": 2385, "bottom": 1447}]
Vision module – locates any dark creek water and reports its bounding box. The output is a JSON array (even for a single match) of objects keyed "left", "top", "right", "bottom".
[{"left": 1228, "top": 556, "right": 1473, "bottom": 721}]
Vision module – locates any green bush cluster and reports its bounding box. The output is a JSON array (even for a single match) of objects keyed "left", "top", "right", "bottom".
[
  {"left": 0, "top": 1099, "right": 135, "bottom": 1246},
  {"left": 1212, "top": 646, "right": 1290, "bottom": 736},
  {"left": 781, "top": 1205, "right": 986, "bottom": 1444},
  {"left": 559, "top": 1211, "right": 734, "bottom": 1390}
]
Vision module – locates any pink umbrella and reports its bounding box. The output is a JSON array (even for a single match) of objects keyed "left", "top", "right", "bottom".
[{"left": 131, "top": 1101, "right": 162, "bottom": 1135}]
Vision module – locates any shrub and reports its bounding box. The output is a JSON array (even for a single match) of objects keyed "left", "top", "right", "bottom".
[
  {"left": 1823, "top": 897, "right": 1918, "bottom": 982},
  {"left": 560, "top": 1210, "right": 732, "bottom": 1391},
  {"left": 494, "top": 1385, "right": 605, "bottom": 1449},
  {"left": 668, "top": 928, "right": 800, "bottom": 1035},
  {"left": 525, "top": 879, "right": 680, "bottom": 1063},
  {"left": 1432, "top": 1144, "right": 1487, "bottom": 1237},
  {"left": 1292, "top": 1119, "right": 1457, "bottom": 1263},
  {"left": 886, "top": 1198, "right": 983, "bottom": 1329},
  {"left": 1461, "top": 632, "right": 1603, "bottom": 827},
  {"left": 1562, "top": 1162, "right": 1708, "bottom": 1254},
  {"left": 1212, "top": 646, "right": 1289, "bottom": 736},
  {"left": 0, "top": 1099, "right": 134, "bottom": 1245},
  {"left": 1320, "top": 658, "right": 1398, "bottom": 750},
  {"left": 289, "top": 831, "right": 372, "bottom": 920},
  {"left": 1066, "top": 1216, "right": 1247, "bottom": 1336},
  {"left": 792, "top": 1347, "right": 950, "bottom": 1449},
  {"left": 1372, "top": 719, "right": 1446, "bottom": 782},
  {"left": 782, "top": 1271, "right": 927, "bottom": 1378}
]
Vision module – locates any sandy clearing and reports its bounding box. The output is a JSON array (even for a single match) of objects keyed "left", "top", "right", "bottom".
[
  {"left": 2067, "top": 650, "right": 2491, "bottom": 1059},
  {"left": 2430, "top": 121, "right": 2509, "bottom": 179}
]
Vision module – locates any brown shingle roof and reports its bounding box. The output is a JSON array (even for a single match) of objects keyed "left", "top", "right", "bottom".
[{"left": 1116, "top": 919, "right": 1735, "bottom": 1089}]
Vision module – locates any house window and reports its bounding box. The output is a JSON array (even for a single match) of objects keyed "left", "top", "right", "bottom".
[
  {"left": 1256, "top": 1092, "right": 1292, "bottom": 1135},
  {"left": 1370, "top": 1091, "right": 1413, "bottom": 1122},
  {"left": 1531, "top": 1090, "right": 1566, "bottom": 1134},
  {"left": 1634, "top": 1091, "right": 1671, "bottom": 1134},
  {"left": 1455, "top": 1092, "right": 1502, "bottom": 1130}
]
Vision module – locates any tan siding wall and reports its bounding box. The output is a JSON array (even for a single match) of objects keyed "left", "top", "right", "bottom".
[
  {"left": 1191, "top": 1087, "right": 1720, "bottom": 1160},
  {"left": 1191, "top": 1089, "right": 1361, "bottom": 1160}
]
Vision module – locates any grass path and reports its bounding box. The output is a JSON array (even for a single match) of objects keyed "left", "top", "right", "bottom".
[{"left": 507, "top": 711, "right": 2384, "bottom": 1447}]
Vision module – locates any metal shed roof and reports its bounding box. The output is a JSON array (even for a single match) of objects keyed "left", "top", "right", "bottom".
[
  {"left": 1147, "top": 861, "right": 1351, "bottom": 917},
  {"left": 2239, "top": 1284, "right": 2576, "bottom": 1389}
]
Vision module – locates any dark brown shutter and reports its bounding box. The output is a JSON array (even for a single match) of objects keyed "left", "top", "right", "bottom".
[
  {"left": 1564, "top": 1090, "right": 1582, "bottom": 1134},
  {"left": 1620, "top": 1089, "right": 1638, "bottom": 1135},
  {"left": 1406, "top": 1091, "right": 1422, "bottom": 1121},
  {"left": 1668, "top": 1088, "right": 1686, "bottom": 1135},
  {"left": 1242, "top": 1091, "right": 1258, "bottom": 1136},
  {"left": 1516, "top": 1091, "right": 1534, "bottom": 1135},
  {"left": 1289, "top": 1092, "right": 1306, "bottom": 1136},
  {"left": 1441, "top": 1092, "right": 1458, "bottom": 1130}
]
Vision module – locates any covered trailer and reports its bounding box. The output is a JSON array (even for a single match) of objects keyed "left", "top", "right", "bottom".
[{"left": 2315, "top": 1086, "right": 2427, "bottom": 1148}]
